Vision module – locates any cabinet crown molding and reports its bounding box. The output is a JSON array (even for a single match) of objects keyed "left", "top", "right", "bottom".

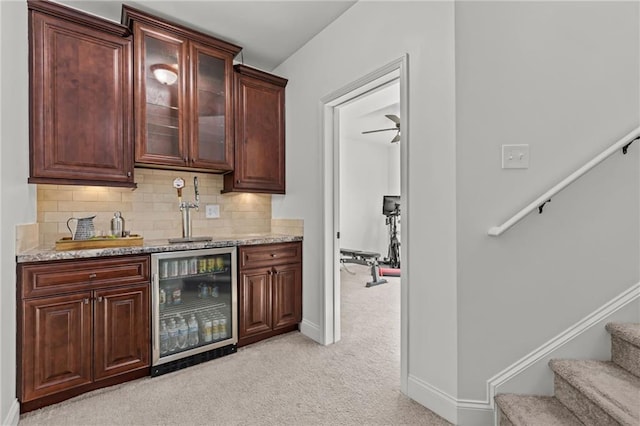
[
  {"left": 28, "top": 0, "right": 131, "bottom": 38},
  {"left": 234, "top": 65, "right": 288, "bottom": 87},
  {"left": 121, "top": 5, "right": 242, "bottom": 57}
]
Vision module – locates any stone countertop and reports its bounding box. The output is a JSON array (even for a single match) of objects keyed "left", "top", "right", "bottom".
[{"left": 17, "top": 234, "right": 303, "bottom": 263}]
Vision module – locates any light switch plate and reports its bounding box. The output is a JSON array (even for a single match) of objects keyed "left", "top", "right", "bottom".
[
  {"left": 205, "top": 204, "right": 220, "bottom": 219},
  {"left": 502, "top": 144, "right": 530, "bottom": 169}
]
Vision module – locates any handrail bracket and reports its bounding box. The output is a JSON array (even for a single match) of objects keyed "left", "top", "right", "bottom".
[
  {"left": 538, "top": 199, "right": 551, "bottom": 214},
  {"left": 622, "top": 136, "right": 638, "bottom": 155}
]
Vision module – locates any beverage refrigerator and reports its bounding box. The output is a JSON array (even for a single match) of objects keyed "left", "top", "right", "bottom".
[{"left": 150, "top": 247, "right": 237, "bottom": 376}]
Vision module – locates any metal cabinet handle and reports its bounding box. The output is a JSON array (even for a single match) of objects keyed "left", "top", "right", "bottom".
[
  {"left": 83, "top": 298, "right": 90, "bottom": 304},
  {"left": 271, "top": 253, "right": 277, "bottom": 258},
  {"left": 88, "top": 273, "right": 97, "bottom": 279},
  {"left": 97, "top": 296, "right": 103, "bottom": 303},
  {"left": 127, "top": 171, "right": 132, "bottom": 177}
]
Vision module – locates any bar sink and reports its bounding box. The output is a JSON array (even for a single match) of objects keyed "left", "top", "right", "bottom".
[{"left": 168, "top": 236, "right": 212, "bottom": 244}]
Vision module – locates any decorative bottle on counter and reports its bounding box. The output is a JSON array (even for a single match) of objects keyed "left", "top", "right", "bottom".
[{"left": 110, "top": 211, "right": 124, "bottom": 237}]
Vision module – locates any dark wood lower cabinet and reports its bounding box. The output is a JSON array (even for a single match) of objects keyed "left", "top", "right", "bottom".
[
  {"left": 18, "top": 256, "right": 150, "bottom": 413},
  {"left": 94, "top": 284, "right": 150, "bottom": 382},
  {"left": 238, "top": 242, "right": 302, "bottom": 347},
  {"left": 271, "top": 263, "right": 302, "bottom": 330},
  {"left": 22, "top": 293, "right": 93, "bottom": 403},
  {"left": 239, "top": 267, "right": 273, "bottom": 337}
]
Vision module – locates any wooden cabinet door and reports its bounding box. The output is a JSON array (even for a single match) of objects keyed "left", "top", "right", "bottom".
[
  {"left": 93, "top": 284, "right": 150, "bottom": 381},
  {"left": 239, "top": 267, "right": 273, "bottom": 338},
  {"left": 272, "top": 263, "right": 302, "bottom": 330},
  {"left": 29, "top": 6, "right": 134, "bottom": 187},
  {"left": 226, "top": 65, "right": 287, "bottom": 193},
  {"left": 21, "top": 293, "right": 92, "bottom": 402},
  {"left": 189, "top": 41, "right": 234, "bottom": 170},
  {"left": 123, "top": 6, "right": 242, "bottom": 173},
  {"left": 132, "top": 23, "right": 189, "bottom": 167}
]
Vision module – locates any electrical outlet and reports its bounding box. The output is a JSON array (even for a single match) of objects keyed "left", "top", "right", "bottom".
[{"left": 205, "top": 204, "right": 220, "bottom": 219}]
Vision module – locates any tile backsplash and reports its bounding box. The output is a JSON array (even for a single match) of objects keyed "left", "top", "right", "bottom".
[{"left": 37, "top": 168, "right": 272, "bottom": 246}]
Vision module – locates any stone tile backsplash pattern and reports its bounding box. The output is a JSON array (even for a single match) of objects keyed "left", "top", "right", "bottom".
[{"left": 37, "top": 168, "right": 272, "bottom": 246}]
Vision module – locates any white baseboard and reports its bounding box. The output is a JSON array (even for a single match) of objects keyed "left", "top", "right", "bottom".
[
  {"left": 407, "top": 375, "right": 459, "bottom": 424},
  {"left": 2, "top": 398, "right": 19, "bottom": 426},
  {"left": 299, "top": 318, "right": 323, "bottom": 344},
  {"left": 405, "top": 282, "right": 639, "bottom": 426},
  {"left": 407, "top": 375, "right": 494, "bottom": 425},
  {"left": 486, "top": 281, "right": 640, "bottom": 407}
]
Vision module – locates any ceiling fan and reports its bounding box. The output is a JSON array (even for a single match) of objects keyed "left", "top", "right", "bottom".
[{"left": 362, "top": 114, "right": 401, "bottom": 143}]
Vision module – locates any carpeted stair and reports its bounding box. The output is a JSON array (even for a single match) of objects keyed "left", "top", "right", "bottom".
[{"left": 495, "top": 322, "right": 640, "bottom": 426}]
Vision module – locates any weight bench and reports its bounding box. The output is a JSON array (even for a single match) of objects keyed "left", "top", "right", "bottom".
[{"left": 340, "top": 248, "right": 387, "bottom": 287}]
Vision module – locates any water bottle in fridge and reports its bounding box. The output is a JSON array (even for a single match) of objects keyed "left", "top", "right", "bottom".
[
  {"left": 177, "top": 317, "right": 188, "bottom": 349},
  {"left": 187, "top": 314, "right": 199, "bottom": 347},
  {"left": 168, "top": 318, "right": 178, "bottom": 352},
  {"left": 159, "top": 320, "right": 169, "bottom": 355}
]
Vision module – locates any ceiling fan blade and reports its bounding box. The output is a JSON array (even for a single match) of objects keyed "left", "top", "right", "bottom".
[
  {"left": 391, "top": 133, "right": 401, "bottom": 143},
  {"left": 385, "top": 114, "right": 401, "bottom": 125},
  {"left": 362, "top": 128, "right": 398, "bottom": 134}
]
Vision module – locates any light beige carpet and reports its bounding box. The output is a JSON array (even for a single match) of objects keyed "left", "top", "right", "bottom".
[{"left": 20, "top": 264, "right": 450, "bottom": 425}]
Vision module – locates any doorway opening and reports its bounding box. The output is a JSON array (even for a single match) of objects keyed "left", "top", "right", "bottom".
[{"left": 320, "top": 56, "right": 409, "bottom": 393}]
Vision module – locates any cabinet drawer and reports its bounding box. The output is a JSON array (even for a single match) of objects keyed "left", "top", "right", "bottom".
[
  {"left": 20, "top": 256, "right": 150, "bottom": 299},
  {"left": 239, "top": 242, "right": 302, "bottom": 269}
]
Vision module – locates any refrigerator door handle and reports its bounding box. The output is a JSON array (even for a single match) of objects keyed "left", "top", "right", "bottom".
[{"left": 152, "top": 272, "right": 160, "bottom": 365}]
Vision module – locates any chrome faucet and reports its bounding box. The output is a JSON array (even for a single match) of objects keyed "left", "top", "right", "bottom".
[{"left": 173, "top": 176, "right": 199, "bottom": 239}]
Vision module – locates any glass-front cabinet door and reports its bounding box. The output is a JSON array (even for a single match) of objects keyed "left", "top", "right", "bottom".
[
  {"left": 134, "top": 25, "right": 188, "bottom": 167},
  {"left": 189, "top": 42, "right": 234, "bottom": 170},
  {"left": 125, "top": 5, "right": 241, "bottom": 173}
]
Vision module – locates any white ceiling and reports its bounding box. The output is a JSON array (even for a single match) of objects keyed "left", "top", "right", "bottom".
[
  {"left": 340, "top": 81, "right": 400, "bottom": 145},
  {"left": 57, "top": 0, "right": 398, "bottom": 137},
  {"left": 56, "top": 0, "right": 357, "bottom": 71}
]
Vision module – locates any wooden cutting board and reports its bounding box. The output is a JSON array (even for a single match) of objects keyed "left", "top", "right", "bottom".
[{"left": 55, "top": 235, "right": 144, "bottom": 251}]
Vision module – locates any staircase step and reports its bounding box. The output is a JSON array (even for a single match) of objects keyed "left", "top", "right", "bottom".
[
  {"left": 550, "top": 359, "right": 640, "bottom": 426},
  {"left": 495, "top": 394, "right": 582, "bottom": 426},
  {"left": 606, "top": 322, "right": 640, "bottom": 377}
]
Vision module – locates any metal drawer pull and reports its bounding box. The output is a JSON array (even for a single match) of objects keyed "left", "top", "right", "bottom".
[
  {"left": 83, "top": 298, "right": 90, "bottom": 304},
  {"left": 88, "top": 273, "right": 97, "bottom": 279},
  {"left": 271, "top": 253, "right": 277, "bottom": 257},
  {"left": 97, "top": 296, "right": 103, "bottom": 303}
]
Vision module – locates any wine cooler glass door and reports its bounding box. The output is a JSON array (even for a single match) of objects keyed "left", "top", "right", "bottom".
[{"left": 152, "top": 247, "right": 237, "bottom": 366}]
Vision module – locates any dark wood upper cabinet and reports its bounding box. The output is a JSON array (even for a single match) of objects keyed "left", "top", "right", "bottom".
[
  {"left": 224, "top": 65, "right": 288, "bottom": 194},
  {"left": 28, "top": 0, "right": 135, "bottom": 188},
  {"left": 122, "top": 5, "right": 241, "bottom": 172}
]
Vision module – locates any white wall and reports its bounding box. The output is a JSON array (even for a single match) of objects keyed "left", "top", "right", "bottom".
[
  {"left": 455, "top": 1, "right": 639, "bottom": 402},
  {"left": 273, "top": 0, "right": 460, "bottom": 417},
  {"left": 339, "top": 131, "right": 400, "bottom": 256},
  {"left": 1, "top": 1, "right": 35, "bottom": 424},
  {"left": 274, "top": 0, "right": 638, "bottom": 424},
  {"left": 3, "top": 1, "right": 636, "bottom": 424}
]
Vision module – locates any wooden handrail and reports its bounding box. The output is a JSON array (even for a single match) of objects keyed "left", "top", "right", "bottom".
[{"left": 488, "top": 126, "right": 640, "bottom": 236}]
